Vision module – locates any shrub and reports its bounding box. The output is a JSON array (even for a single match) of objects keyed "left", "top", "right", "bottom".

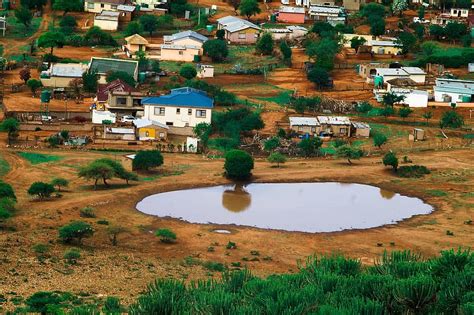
[
  {"left": 58, "top": 221, "right": 94, "bottom": 244},
  {"left": 0, "top": 181, "right": 16, "bottom": 200},
  {"left": 397, "top": 165, "right": 430, "bottom": 178},
  {"left": 27, "top": 182, "right": 55, "bottom": 199},
  {"left": 256, "top": 32, "right": 274, "bottom": 55},
  {"left": 63, "top": 248, "right": 81, "bottom": 264},
  {"left": 79, "top": 207, "right": 95, "bottom": 218},
  {"left": 298, "top": 137, "right": 322, "bottom": 157},
  {"left": 335, "top": 145, "right": 364, "bottom": 165},
  {"left": 50, "top": 178, "right": 69, "bottom": 192},
  {"left": 103, "top": 296, "right": 124, "bottom": 314},
  {"left": 107, "top": 225, "right": 127, "bottom": 246},
  {"left": 440, "top": 110, "right": 464, "bottom": 129},
  {"left": 132, "top": 150, "right": 164, "bottom": 171},
  {"left": 356, "top": 102, "right": 373, "bottom": 113},
  {"left": 25, "top": 292, "right": 63, "bottom": 314},
  {"left": 155, "top": 228, "right": 176, "bottom": 243},
  {"left": 267, "top": 152, "right": 287, "bottom": 168},
  {"left": 179, "top": 64, "right": 197, "bottom": 80},
  {"left": 383, "top": 151, "right": 398, "bottom": 171},
  {"left": 373, "top": 133, "right": 388, "bottom": 148},
  {"left": 203, "top": 261, "right": 226, "bottom": 272},
  {"left": 263, "top": 137, "right": 280, "bottom": 152},
  {"left": 224, "top": 150, "right": 254, "bottom": 180},
  {"left": 203, "top": 39, "right": 229, "bottom": 62},
  {"left": 226, "top": 241, "right": 237, "bottom": 249}
]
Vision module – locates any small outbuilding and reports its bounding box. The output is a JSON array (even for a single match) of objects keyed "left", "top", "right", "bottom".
[
  {"left": 133, "top": 118, "right": 168, "bottom": 141},
  {"left": 289, "top": 117, "right": 320, "bottom": 135},
  {"left": 351, "top": 122, "right": 371, "bottom": 138},
  {"left": 197, "top": 64, "right": 214, "bottom": 78},
  {"left": 317, "top": 116, "right": 351, "bottom": 137},
  {"left": 277, "top": 6, "right": 306, "bottom": 24},
  {"left": 94, "top": 10, "right": 120, "bottom": 31}
]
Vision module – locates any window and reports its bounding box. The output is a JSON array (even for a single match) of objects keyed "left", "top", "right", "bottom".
[
  {"left": 117, "top": 97, "right": 127, "bottom": 105},
  {"left": 154, "top": 107, "right": 165, "bottom": 116},
  {"left": 176, "top": 108, "right": 181, "bottom": 114},
  {"left": 179, "top": 51, "right": 183, "bottom": 55},
  {"left": 166, "top": 122, "right": 174, "bottom": 126},
  {"left": 188, "top": 109, "right": 192, "bottom": 115},
  {"left": 196, "top": 110, "right": 206, "bottom": 118},
  {"left": 340, "top": 128, "right": 347, "bottom": 135},
  {"left": 159, "top": 132, "right": 165, "bottom": 138},
  {"left": 100, "top": 3, "right": 104, "bottom": 8},
  {"left": 87, "top": 2, "right": 94, "bottom": 9},
  {"left": 132, "top": 98, "right": 142, "bottom": 106},
  {"left": 145, "top": 131, "right": 150, "bottom": 137},
  {"left": 238, "top": 32, "right": 246, "bottom": 39},
  {"left": 298, "top": 126, "right": 303, "bottom": 132}
]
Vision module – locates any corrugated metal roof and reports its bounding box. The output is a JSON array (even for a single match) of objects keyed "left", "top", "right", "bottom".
[
  {"left": 317, "top": 116, "right": 351, "bottom": 125},
  {"left": 309, "top": 5, "right": 343, "bottom": 14},
  {"left": 376, "top": 68, "right": 409, "bottom": 76},
  {"left": 118, "top": 4, "right": 135, "bottom": 11},
  {"left": 108, "top": 127, "right": 135, "bottom": 134},
  {"left": 164, "top": 30, "right": 208, "bottom": 43},
  {"left": 50, "top": 63, "right": 87, "bottom": 78},
  {"left": 371, "top": 40, "right": 400, "bottom": 47},
  {"left": 142, "top": 87, "right": 214, "bottom": 109},
  {"left": 289, "top": 117, "right": 320, "bottom": 126},
  {"left": 89, "top": 57, "right": 138, "bottom": 77},
  {"left": 217, "top": 16, "right": 261, "bottom": 33},
  {"left": 402, "top": 67, "right": 426, "bottom": 75},
  {"left": 279, "top": 6, "right": 305, "bottom": 14},
  {"left": 351, "top": 122, "right": 370, "bottom": 129},
  {"left": 133, "top": 118, "right": 169, "bottom": 129}
]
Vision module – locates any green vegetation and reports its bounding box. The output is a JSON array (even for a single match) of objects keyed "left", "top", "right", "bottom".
[
  {"left": 239, "top": 0, "right": 261, "bottom": 19},
  {"left": 5, "top": 14, "right": 41, "bottom": 39},
  {"left": 79, "top": 206, "right": 96, "bottom": 218},
  {"left": 335, "top": 145, "right": 363, "bottom": 165},
  {"left": 298, "top": 137, "right": 323, "bottom": 157},
  {"left": 58, "top": 221, "right": 94, "bottom": 244},
  {"left": 17, "top": 152, "right": 62, "bottom": 165},
  {"left": 0, "top": 155, "right": 10, "bottom": 178},
  {"left": 267, "top": 152, "right": 287, "bottom": 168},
  {"left": 179, "top": 64, "right": 197, "bottom": 80},
  {"left": 203, "top": 39, "right": 229, "bottom": 62},
  {"left": 50, "top": 178, "right": 69, "bottom": 192},
  {"left": 440, "top": 110, "right": 464, "bottom": 129},
  {"left": 426, "top": 190, "right": 448, "bottom": 197},
  {"left": 132, "top": 150, "right": 164, "bottom": 172},
  {"left": 78, "top": 158, "right": 137, "bottom": 189},
  {"left": 398, "top": 165, "right": 430, "bottom": 178},
  {"left": 27, "top": 182, "right": 55, "bottom": 199},
  {"left": 155, "top": 228, "right": 177, "bottom": 243},
  {"left": 256, "top": 32, "right": 274, "bottom": 55},
  {"left": 383, "top": 151, "right": 398, "bottom": 172},
  {"left": 63, "top": 248, "right": 81, "bottom": 264},
  {"left": 224, "top": 150, "right": 254, "bottom": 180}
]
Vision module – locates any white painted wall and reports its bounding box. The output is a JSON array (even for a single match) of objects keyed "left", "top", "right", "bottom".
[{"left": 144, "top": 105, "right": 212, "bottom": 127}]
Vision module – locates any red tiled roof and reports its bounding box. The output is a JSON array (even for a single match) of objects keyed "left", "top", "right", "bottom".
[{"left": 96, "top": 79, "right": 136, "bottom": 102}]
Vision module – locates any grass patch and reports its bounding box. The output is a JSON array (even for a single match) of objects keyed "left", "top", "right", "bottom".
[
  {"left": 17, "top": 152, "right": 63, "bottom": 165},
  {"left": 139, "top": 165, "right": 190, "bottom": 181},
  {"left": 426, "top": 190, "right": 448, "bottom": 197},
  {"left": 256, "top": 90, "right": 292, "bottom": 106},
  {"left": 0, "top": 156, "right": 10, "bottom": 177}
]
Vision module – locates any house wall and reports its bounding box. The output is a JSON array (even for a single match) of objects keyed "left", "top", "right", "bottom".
[
  {"left": 172, "top": 37, "right": 204, "bottom": 47},
  {"left": 126, "top": 43, "right": 146, "bottom": 54},
  {"left": 434, "top": 91, "right": 469, "bottom": 103},
  {"left": 343, "top": 0, "right": 362, "bottom": 11},
  {"left": 85, "top": 1, "right": 118, "bottom": 13},
  {"left": 137, "top": 126, "right": 167, "bottom": 140},
  {"left": 278, "top": 12, "right": 305, "bottom": 24},
  {"left": 371, "top": 45, "right": 401, "bottom": 55},
  {"left": 290, "top": 125, "right": 320, "bottom": 135},
  {"left": 94, "top": 18, "right": 119, "bottom": 31},
  {"left": 408, "top": 74, "right": 426, "bottom": 83},
  {"left": 310, "top": 0, "right": 335, "bottom": 5},
  {"left": 353, "top": 128, "right": 370, "bottom": 137},
  {"left": 404, "top": 92, "right": 428, "bottom": 108},
  {"left": 343, "top": 34, "right": 373, "bottom": 47},
  {"left": 144, "top": 105, "right": 212, "bottom": 128},
  {"left": 40, "top": 77, "right": 78, "bottom": 88},
  {"left": 159, "top": 47, "right": 201, "bottom": 62},
  {"left": 119, "top": 11, "right": 133, "bottom": 23},
  {"left": 108, "top": 95, "right": 143, "bottom": 108},
  {"left": 226, "top": 28, "right": 259, "bottom": 44},
  {"left": 320, "top": 124, "right": 351, "bottom": 137}
]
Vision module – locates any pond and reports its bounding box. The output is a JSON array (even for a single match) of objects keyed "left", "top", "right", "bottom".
[{"left": 136, "top": 183, "right": 433, "bottom": 233}]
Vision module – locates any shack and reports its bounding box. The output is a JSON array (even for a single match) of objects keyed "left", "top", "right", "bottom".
[
  {"left": 317, "top": 116, "right": 351, "bottom": 137},
  {"left": 351, "top": 122, "right": 370, "bottom": 138},
  {"left": 289, "top": 117, "right": 320, "bottom": 135}
]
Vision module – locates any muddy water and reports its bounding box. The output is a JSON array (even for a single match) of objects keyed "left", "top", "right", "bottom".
[{"left": 136, "top": 183, "right": 433, "bottom": 233}]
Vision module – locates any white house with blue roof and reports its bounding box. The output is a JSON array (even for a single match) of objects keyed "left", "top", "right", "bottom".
[{"left": 142, "top": 87, "right": 214, "bottom": 132}]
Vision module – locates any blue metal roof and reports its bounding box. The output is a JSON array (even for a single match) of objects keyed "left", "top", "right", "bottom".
[{"left": 142, "top": 87, "right": 214, "bottom": 109}]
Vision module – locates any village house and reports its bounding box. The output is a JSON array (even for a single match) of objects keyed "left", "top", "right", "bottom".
[
  {"left": 308, "top": 5, "right": 345, "bottom": 22},
  {"left": 390, "top": 88, "right": 429, "bottom": 108},
  {"left": 449, "top": 7, "right": 469, "bottom": 18},
  {"left": 89, "top": 57, "right": 139, "bottom": 84},
  {"left": 217, "top": 16, "right": 261, "bottom": 44},
  {"left": 40, "top": 63, "right": 88, "bottom": 88},
  {"left": 94, "top": 79, "right": 137, "bottom": 110},
  {"left": 370, "top": 40, "right": 402, "bottom": 55},
  {"left": 142, "top": 87, "right": 214, "bottom": 135},
  {"left": 84, "top": 0, "right": 131, "bottom": 13},
  {"left": 375, "top": 67, "right": 426, "bottom": 85},
  {"left": 133, "top": 118, "right": 168, "bottom": 141},
  {"left": 317, "top": 116, "right": 352, "bottom": 137},
  {"left": 351, "top": 122, "right": 370, "bottom": 138},
  {"left": 160, "top": 30, "right": 208, "bottom": 62},
  {"left": 123, "top": 33, "right": 149, "bottom": 57},
  {"left": 434, "top": 78, "right": 474, "bottom": 103},
  {"left": 104, "top": 90, "right": 146, "bottom": 116},
  {"left": 277, "top": 6, "right": 306, "bottom": 24},
  {"left": 358, "top": 62, "right": 389, "bottom": 80},
  {"left": 309, "top": 0, "right": 335, "bottom": 6},
  {"left": 133, "top": 0, "right": 167, "bottom": 9},
  {"left": 342, "top": 0, "right": 365, "bottom": 12},
  {"left": 289, "top": 117, "right": 321, "bottom": 135},
  {"left": 94, "top": 11, "right": 120, "bottom": 31},
  {"left": 267, "top": 25, "right": 308, "bottom": 41}
]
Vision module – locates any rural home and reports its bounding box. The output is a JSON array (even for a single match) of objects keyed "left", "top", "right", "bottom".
[
  {"left": 95, "top": 79, "right": 136, "bottom": 110},
  {"left": 289, "top": 117, "right": 321, "bottom": 135},
  {"left": 386, "top": 78, "right": 418, "bottom": 91},
  {"left": 217, "top": 16, "right": 261, "bottom": 44},
  {"left": 450, "top": 8, "right": 469, "bottom": 18},
  {"left": 434, "top": 78, "right": 474, "bottom": 103},
  {"left": 40, "top": 63, "right": 88, "bottom": 88},
  {"left": 197, "top": 64, "right": 214, "bottom": 78},
  {"left": 160, "top": 30, "right": 208, "bottom": 62},
  {"left": 308, "top": 5, "right": 345, "bottom": 21},
  {"left": 123, "top": 33, "right": 149, "bottom": 56},
  {"left": 342, "top": 0, "right": 364, "bottom": 11},
  {"left": 105, "top": 90, "right": 146, "bottom": 116},
  {"left": 277, "top": 6, "right": 306, "bottom": 24},
  {"left": 375, "top": 67, "right": 426, "bottom": 85},
  {"left": 94, "top": 10, "right": 120, "bottom": 31},
  {"left": 351, "top": 122, "right": 370, "bottom": 138},
  {"left": 402, "top": 67, "right": 426, "bottom": 83},
  {"left": 133, "top": 118, "right": 168, "bottom": 141},
  {"left": 358, "top": 62, "right": 389, "bottom": 80},
  {"left": 117, "top": 4, "right": 136, "bottom": 23},
  {"left": 317, "top": 116, "right": 351, "bottom": 137},
  {"left": 267, "top": 26, "right": 308, "bottom": 41},
  {"left": 370, "top": 40, "right": 402, "bottom": 55},
  {"left": 391, "top": 88, "right": 429, "bottom": 108},
  {"left": 89, "top": 57, "right": 139, "bottom": 84},
  {"left": 142, "top": 87, "right": 214, "bottom": 133},
  {"left": 342, "top": 34, "right": 374, "bottom": 48},
  {"left": 84, "top": 0, "right": 131, "bottom": 13},
  {"left": 104, "top": 127, "right": 136, "bottom": 140}
]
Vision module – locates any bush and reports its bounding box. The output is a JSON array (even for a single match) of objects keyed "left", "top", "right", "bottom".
[
  {"left": 58, "top": 221, "right": 94, "bottom": 244},
  {"left": 79, "top": 207, "right": 95, "bottom": 218},
  {"left": 27, "top": 182, "right": 55, "bottom": 199},
  {"left": 25, "top": 292, "right": 63, "bottom": 314},
  {"left": 203, "top": 261, "right": 226, "bottom": 272},
  {"left": 155, "top": 228, "right": 176, "bottom": 243},
  {"left": 50, "top": 178, "right": 69, "bottom": 192},
  {"left": 382, "top": 151, "right": 398, "bottom": 171},
  {"left": 63, "top": 248, "right": 81, "bottom": 264},
  {"left": 298, "top": 137, "right": 322, "bottom": 157},
  {"left": 256, "top": 32, "right": 274, "bottom": 55},
  {"left": 373, "top": 133, "right": 388, "bottom": 148},
  {"left": 356, "top": 102, "right": 373, "bottom": 113},
  {"left": 335, "top": 145, "right": 364, "bottom": 165},
  {"left": 224, "top": 150, "right": 254, "bottom": 180},
  {"left": 0, "top": 181, "right": 16, "bottom": 200},
  {"left": 132, "top": 150, "right": 164, "bottom": 171},
  {"left": 203, "top": 39, "right": 229, "bottom": 62},
  {"left": 263, "top": 137, "right": 280, "bottom": 152},
  {"left": 267, "top": 152, "right": 287, "bottom": 168},
  {"left": 397, "top": 165, "right": 430, "bottom": 178},
  {"left": 103, "top": 296, "right": 124, "bottom": 313},
  {"left": 440, "top": 110, "right": 464, "bottom": 129},
  {"left": 83, "top": 26, "right": 117, "bottom": 46},
  {"left": 179, "top": 64, "right": 197, "bottom": 80}
]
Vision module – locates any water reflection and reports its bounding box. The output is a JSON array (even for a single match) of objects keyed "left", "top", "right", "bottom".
[
  {"left": 136, "top": 183, "right": 433, "bottom": 233},
  {"left": 222, "top": 184, "right": 251, "bottom": 212}
]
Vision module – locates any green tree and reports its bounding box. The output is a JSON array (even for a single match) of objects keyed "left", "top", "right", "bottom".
[
  {"left": 179, "top": 64, "right": 197, "bottom": 80},
  {"left": 391, "top": 0, "right": 408, "bottom": 16},
  {"left": 203, "top": 39, "right": 229, "bottom": 62},
  {"left": 59, "top": 15, "right": 77, "bottom": 35},
  {"left": 216, "top": 29, "right": 225, "bottom": 40},
  {"left": 82, "top": 70, "right": 99, "bottom": 94},
  {"left": 124, "top": 21, "right": 143, "bottom": 37},
  {"left": 106, "top": 71, "right": 136, "bottom": 87},
  {"left": 396, "top": 32, "right": 417, "bottom": 55},
  {"left": 418, "top": 6, "right": 425, "bottom": 19},
  {"left": 27, "top": 79, "right": 42, "bottom": 97},
  {"left": 350, "top": 36, "right": 367, "bottom": 52},
  {"left": 58, "top": 221, "right": 94, "bottom": 244},
  {"left": 50, "top": 178, "right": 69, "bottom": 192},
  {"left": 239, "top": 0, "right": 261, "bottom": 19},
  {"left": 311, "top": 21, "right": 335, "bottom": 38},
  {"left": 335, "top": 145, "right": 363, "bottom": 165},
  {"left": 421, "top": 41, "right": 438, "bottom": 56},
  {"left": 383, "top": 151, "right": 398, "bottom": 171},
  {"left": 0, "top": 181, "right": 16, "bottom": 201},
  {"left": 224, "top": 149, "right": 254, "bottom": 180},
  {"left": 461, "top": 35, "right": 472, "bottom": 48},
  {"left": 414, "top": 23, "right": 425, "bottom": 40},
  {"left": 399, "top": 107, "right": 413, "bottom": 119},
  {"left": 84, "top": 26, "right": 117, "bottom": 46},
  {"left": 15, "top": 6, "right": 33, "bottom": 29},
  {"left": 373, "top": 133, "right": 388, "bottom": 148},
  {"left": 132, "top": 150, "right": 164, "bottom": 171},
  {"left": 298, "top": 137, "right": 322, "bottom": 157},
  {"left": 422, "top": 111, "right": 433, "bottom": 124},
  {"left": 263, "top": 137, "right": 280, "bottom": 152},
  {"left": 27, "top": 182, "right": 55, "bottom": 199},
  {"left": 155, "top": 228, "right": 177, "bottom": 243},
  {"left": 267, "top": 152, "right": 287, "bottom": 168},
  {"left": 383, "top": 92, "right": 405, "bottom": 107},
  {"left": 107, "top": 225, "right": 128, "bottom": 246},
  {"left": 429, "top": 25, "right": 445, "bottom": 40},
  {"left": 361, "top": 3, "right": 386, "bottom": 19},
  {"left": 356, "top": 101, "right": 373, "bottom": 113},
  {"left": 370, "top": 18, "right": 386, "bottom": 36},
  {"left": 25, "top": 292, "right": 63, "bottom": 314},
  {"left": 96, "top": 158, "right": 137, "bottom": 185},
  {"left": 256, "top": 32, "right": 274, "bottom": 55},
  {"left": 193, "top": 122, "right": 212, "bottom": 151},
  {"left": 306, "top": 38, "right": 339, "bottom": 70},
  {"left": 279, "top": 40, "right": 292, "bottom": 64},
  {"left": 78, "top": 161, "right": 115, "bottom": 189},
  {"left": 52, "top": 0, "right": 82, "bottom": 15},
  {"left": 0, "top": 118, "right": 20, "bottom": 145},
  {"left": 440, "top": 110, "right": 463, "bottom": 129},
  {"left": 445, "top": 22, "right": 467, "bottom": 42},
  {"left": 37, "top": 31, "right": 66, "bottom": 55},
  {"left": 170, "top": 0, "right": 191, "bottom": 16},
  {"left": 307, "top": 67, "right": 330, "bottom": 90},
  {"left": 140, "top": 14, "right": 159, "bottom": 37}
]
